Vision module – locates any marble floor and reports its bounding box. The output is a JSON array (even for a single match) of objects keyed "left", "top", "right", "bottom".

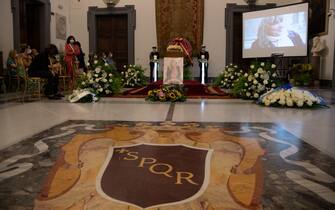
[{"left": 0, "top": 89, "right": 334, "bottom": 209}]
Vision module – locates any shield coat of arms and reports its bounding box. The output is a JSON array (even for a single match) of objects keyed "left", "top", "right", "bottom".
[{"left": 96, "top": 143, "right": 213, "bottom": 209}]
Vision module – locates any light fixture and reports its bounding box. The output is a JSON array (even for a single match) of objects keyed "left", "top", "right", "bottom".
[{"left": 103, "top": 0, "right": 120, "bottom": 7}]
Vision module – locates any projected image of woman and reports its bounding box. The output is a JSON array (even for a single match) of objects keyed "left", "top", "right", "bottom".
[{"left": 251, "top": 16, "right": 304, "bottom": 49}]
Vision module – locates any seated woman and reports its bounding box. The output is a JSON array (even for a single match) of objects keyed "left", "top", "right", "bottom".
[
  {"left": 19, "top": 44, "right": 32, "bottom": 68},
  {"left": 28, "top": 44, "right": 63, "bottom": 99},
  {"left": 6, "top": 50, "right": 18, "bottom": 76}
]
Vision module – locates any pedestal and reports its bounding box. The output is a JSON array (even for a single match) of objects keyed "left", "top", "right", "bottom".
[
  {"left": 311, "top": 56, "right": 321, "bottom": 79},
  {"left": 311, "top": 56, "right": 321, "bottom": 87}
]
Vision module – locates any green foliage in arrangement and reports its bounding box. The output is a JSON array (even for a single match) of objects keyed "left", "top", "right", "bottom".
[
  {"left": 121, "top": 64, "right": 147, "bottom": 87},
  {"left": 232, "top": 61, "right": 281, "bottom": 99},
  {"left": 214, "top": 64, "right": 243, "bottom": 89}
]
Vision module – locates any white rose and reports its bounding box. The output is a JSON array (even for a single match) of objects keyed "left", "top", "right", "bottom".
[
  {"left": 286, "top": 99, "right": 293, "bottom": 107},
  {"left": 95, "top": 78, "right": 100, "bottom": 82},
  {"left": 255, "top": 73, "right": 259, "bottom": 78},
  {"left": 272, "top": 83, "right": 276, "bottom": 88},
  {"left": 102, "top": 79, "right": 107, "bottom": 83},
  {"left": 264, "top": 99, "right": 271, "bottom": 106},
  {"left": 94, "top": 60, "right": 98, "bottom": 64},
  {"left": 254, "top": 93, "right": 259, "bottom": 98},
  {"left": 272, "top": 73, "right": 277, "bottom": 77},
  {"left": 89, "top": 79, "right": 94, "bottom": 84},
  {"left": 245, "top": 83, "right": 248, "bottom": 87},
  {"left": 86, "top": 62, "right": 90, "bottom": 66},
  {"left": 104, "top": 63, "right": 108, "bottom": 66},
  {"left": 105, "top": 90, "right": 111, "bottom": 94},
  {"left": 271, "top": 64, "right": 276, "bottom": 69},
  {"left": 279, "top": 99, "right": 286, "bottom": 105},
  {"left": 109, "top": 73, "right": 113, "bottom": 77},
  {"left": 246, "top": 92, "right": 251, "bottom": 97},
  {"left": 306, "top": 100, "right": 313, "bottom": 106},
  {"left": 261, "top": 62, "right": 265, "bottom": 66},
  {"left": 98, "top": 88, "right": 103, "bottom": 92},
  {"left": 244, "top": 73, "right": 248, "bottom": 77},
  {"left": 253, "top": 80, "right": 258, "bottom": 85},
  {"left": 81, "top": 82, "right": 85, "bottom": 85},
  {"left": 257, "top": 68, "right": 263, "bottom": 73},
  {"left": 250, "top": 65, "right": 255, "bottom": 69},
  {"left": 248, "top": 75, "right": 253, "bottom": 81},
  {"left": 263, "top": 80, "right": 268, "bottom": 85},
  {"left": 230, "top": 76, "right": 234, "bottom": 79},
  {"left": 297, "top": 100, "right": 304, "bottom": 107},
  {"left": 109, "top": 79, "right": 113, "bottom": 83}
]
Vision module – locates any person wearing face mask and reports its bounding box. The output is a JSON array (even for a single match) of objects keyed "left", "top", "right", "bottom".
[
  {"left": 64, "top": 36, "right": 80, "bottom": 83},
  {"left": 18, "top": 44, "right": 33, "bottom": 70}
]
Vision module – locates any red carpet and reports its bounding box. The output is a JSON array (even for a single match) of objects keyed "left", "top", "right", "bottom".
[{"left": 120, "top": 80, "right": 233, "bottom": 99}]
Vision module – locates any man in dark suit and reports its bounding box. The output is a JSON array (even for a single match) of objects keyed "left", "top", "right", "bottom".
[
  {"left": 197, "top": 45, "right": 209, "bottom": 84},
  {"left": 149, "top": 47, "right": 160, "bottom": 83}
]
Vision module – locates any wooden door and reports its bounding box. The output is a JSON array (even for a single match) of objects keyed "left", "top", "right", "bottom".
[
  {"left": 19, "top": 0, "right": 42, "bottom": 51},
  {"left": 96, "top": 14, "right": 128, "bottom": 70}
]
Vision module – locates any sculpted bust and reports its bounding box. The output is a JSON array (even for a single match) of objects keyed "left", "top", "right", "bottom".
[{"left": 311, "top": 36, "right": 326, "bottom": 56}]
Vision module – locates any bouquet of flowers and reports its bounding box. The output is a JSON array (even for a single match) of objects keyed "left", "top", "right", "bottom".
[
  {"left": 214, "top": 64, "right": 243, "bottom": 89},
  {"left": 146, "top": 85, "right": 186, "bottom": 102},
  {"left": 77, "top": 62, "right": 122, "bottom": 97},
  {"left": 258, "top": 84, "right": 327, "bottom": 108},
  {"left": 67, "top": 89, "right": 99, "bottom": 103},
  {"left": 233, "top": 62, "right": 281, "bottom": 99},
  {"left": 121, "top": 64, "right": 147, "bottom": 87}
]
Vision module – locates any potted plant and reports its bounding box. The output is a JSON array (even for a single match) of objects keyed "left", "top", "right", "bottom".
[{"left": 290, "top": 64, "right": 313, "bottom": 86}]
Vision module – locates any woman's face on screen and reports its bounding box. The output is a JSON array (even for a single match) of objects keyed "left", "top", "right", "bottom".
[{"left": 265, "top": 22, "right": 284, "bottom": 37}]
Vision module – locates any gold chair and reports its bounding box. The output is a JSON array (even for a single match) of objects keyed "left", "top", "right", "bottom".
[
  {"left": 22, "top": 71, "right": 47, "bottom": 101},
  {"left": 56, "top": 65, "right": 71, "bottom": 93}
]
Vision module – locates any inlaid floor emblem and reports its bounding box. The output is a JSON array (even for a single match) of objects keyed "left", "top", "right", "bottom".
[
  {"left": 96, "top": 144, "right": 212, "bottom": 209},
  {"left": 1, "top": 121, "right": 334, "bottom": 209}
]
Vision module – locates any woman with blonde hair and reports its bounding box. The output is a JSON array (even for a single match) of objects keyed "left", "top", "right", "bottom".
[{"left": 251, "top": 16, "right": 304, "bottom": 49}]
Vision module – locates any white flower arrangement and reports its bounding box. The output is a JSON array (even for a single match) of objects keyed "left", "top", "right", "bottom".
[
  {"left": 76, "top": 62, "right": 122, "bottom": 97},
  {"left": 215, "top": 64, "right": 243, "bottom": 89},
  {"left": 258, "top": 86, "right": 326, "bottom": 108},
  {"left": 232, "top": 61, "right": 280, "bottom": 99},
  {"left": 121, "top": 64, "right": 146, "bottom": 87}
]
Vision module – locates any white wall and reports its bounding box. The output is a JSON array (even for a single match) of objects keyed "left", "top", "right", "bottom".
[
  {"left": 50, "top": 0, "right": 71, "bottom": 54},
  {"left": 0, "top": 0, "right": 14, "bottom": 68}
]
